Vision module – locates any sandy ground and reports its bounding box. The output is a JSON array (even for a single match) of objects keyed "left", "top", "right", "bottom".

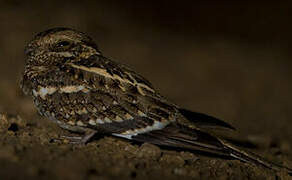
[{"left": 1, "top": 1, "right": 292, "bottom": 179}]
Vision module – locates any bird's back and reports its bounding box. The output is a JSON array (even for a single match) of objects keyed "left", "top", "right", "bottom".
[{"left": 24, "top": 54, "right": 179, "bottom": 137}]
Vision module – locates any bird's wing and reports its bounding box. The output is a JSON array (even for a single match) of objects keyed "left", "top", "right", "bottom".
[
  {"left": 132, "top": 123, "right": 230, "bottom": 155},
  {"left": 64, "top": 55, "right": 235, "bottom": 134},
  {"left": 178, "top": 108, "right": 235, "bottom": 130},
  {"left": 28, "top": 55, "right": 179, "bottom": 137}
]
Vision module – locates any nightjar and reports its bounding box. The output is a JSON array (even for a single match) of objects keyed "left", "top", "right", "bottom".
[{"left": 20, "top": 27, "right": 291, "bottom": 174}]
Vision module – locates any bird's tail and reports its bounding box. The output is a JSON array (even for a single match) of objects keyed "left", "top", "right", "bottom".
[
  {"left": 131, "top": 123, "right": 292, "bottom": 175},
  {"left": 220, "top": 138, "right": 292, "bottom": 175}
]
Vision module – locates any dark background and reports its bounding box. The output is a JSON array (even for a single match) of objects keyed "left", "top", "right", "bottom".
[{"left": 0, "top": 1, "right": 292, "bottom": 179}]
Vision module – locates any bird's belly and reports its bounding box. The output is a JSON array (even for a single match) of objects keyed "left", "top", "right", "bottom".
[{"left": 32, "top": 96, "right": 88, "bottom": 133}]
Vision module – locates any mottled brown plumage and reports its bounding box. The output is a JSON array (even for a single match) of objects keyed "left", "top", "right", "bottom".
[{"left": 21, "top": 27, "right": 291, "bottom": 174}]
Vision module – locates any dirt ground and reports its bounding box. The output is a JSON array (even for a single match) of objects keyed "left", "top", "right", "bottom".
[{"left": 1, "top": 1, "right": 292, "bottom": 179}]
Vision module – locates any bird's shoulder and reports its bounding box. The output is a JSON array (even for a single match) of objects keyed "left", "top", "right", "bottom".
[{"left": 67, "top": 55, "right": 156, "bottom": 97}]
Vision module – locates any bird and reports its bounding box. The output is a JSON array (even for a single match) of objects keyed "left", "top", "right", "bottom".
[{"left": 20, "top": 27, "right": 291, "bottom": 174}]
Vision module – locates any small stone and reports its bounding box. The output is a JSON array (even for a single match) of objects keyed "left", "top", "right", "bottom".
[
  {"left": 137, "top": 143, "right": 161, "bottom": 160},
  {"left": 0, "top": 113, "right": 9, "bottom": 131},
  {"left": 180, "top": 151, "right": 199, "bottom": 163},
  {"left": 160, "top": 153, "right": 185, "bottom": 167}
]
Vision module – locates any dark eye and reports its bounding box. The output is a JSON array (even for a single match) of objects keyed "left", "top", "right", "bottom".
[
  {"left": 53, "top": 40, "right": 73, "bottom": 52},
  {"left": 57, "top": 41, "right": 71, "bottom": 47}
]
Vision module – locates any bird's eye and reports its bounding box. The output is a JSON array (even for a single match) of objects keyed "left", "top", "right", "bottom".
[
  {"left": 57, "top": 41, "right": 71, "bottom": 47},
  {"left": 53, "top": 40, "right": 73, "bottom": 52}
]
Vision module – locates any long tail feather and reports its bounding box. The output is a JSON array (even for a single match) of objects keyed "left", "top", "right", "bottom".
[
  {"left": 131, "top": 123, "right": 292, "bottom": 175},
  {"left": 220, "top": 140, "right": 292, "bottom": 174}
]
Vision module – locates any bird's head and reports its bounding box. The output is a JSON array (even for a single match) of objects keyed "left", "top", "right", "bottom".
[{"left": 24, "top": 27, "right": 101, "bottom": 66}]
